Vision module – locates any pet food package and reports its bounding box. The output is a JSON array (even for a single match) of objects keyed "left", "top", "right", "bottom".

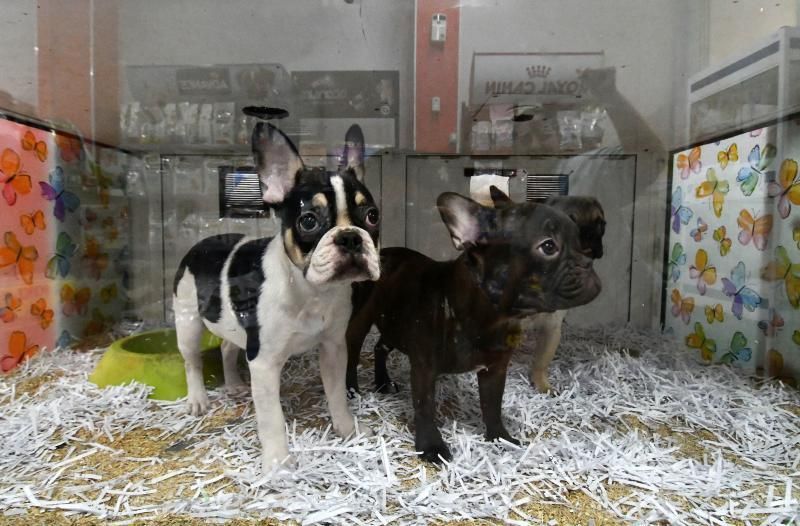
[
  {"left": 236, "top": 114, "right": 254, "bottom": 146},
  {"left": 139, "top": 106, "right": 157, "bottom": 144},
  {"left": 163, "top": 103, "right": 179, "bottom": 143},
  {"left": 213, "top": 102, "right": 235, "bottom": 145},
  {"left": 471, "top": 121, "right": 491, "bottom": 152},
  {"left": 123, "top": 102, "right": 142, "bottom": 144},
  {"left": 119, "top": 104, "right": 131, "bottom": 142},
  {"left": 197, "top": 104, "right": 214, "bottom": 144},
  {"left": 488, "top": 104, "right": 514, "bottom": 151},
  {"left": 178, "top": 102, "right": 198, "bottom": 144},
  {"left": 121, "top": 100, "right": 248, "bottom": 147},
  {"left": 148, "top": 105, "right": 166, "bottom": 145},
  {"left": 492, "top": 120, "right": 514, "bottom": 150},
  {"left": 558, "top": 110, "right": 583, "bottom": 151},
  {"left": 581, "top": 107, "right": 607, "bottom": 147}
]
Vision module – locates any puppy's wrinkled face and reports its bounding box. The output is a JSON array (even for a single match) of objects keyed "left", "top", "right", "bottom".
[
  {"left": 438, "top": 193, "right": 601, "bottom": 317},
  {"left": 495, "top": 203, "right": 601, "bottom": 314},
  {"left": 280, "top": 167, "right": 380, "bottom": 285},
  {"left": 544, "top": 196, "right": 606, "bottom": 259},
  {"left": 252, "top": 121, "right": 380, "bottom": 286}
]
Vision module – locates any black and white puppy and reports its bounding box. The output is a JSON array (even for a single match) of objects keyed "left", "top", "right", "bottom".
[
  {"left": 490, "top": 188, "right": 606, "bottom": 394},
  {"left": 173, "top": 123, "right": 380, "bottom": 470}
]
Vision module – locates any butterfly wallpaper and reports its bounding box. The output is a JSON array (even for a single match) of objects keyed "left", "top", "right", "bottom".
[
  {"left": 0, "top": 122, "right": 56, "bottom": 365},
  {"left": 0, "top": 118, "right": 132, "bottom": 372},
  {"left": 664, "top": 123, "right": 799, "bottom": 386}
]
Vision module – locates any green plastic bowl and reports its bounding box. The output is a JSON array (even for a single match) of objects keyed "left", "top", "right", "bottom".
[{"left": 90, "top": 329, "right": 224, "bottom": 400}]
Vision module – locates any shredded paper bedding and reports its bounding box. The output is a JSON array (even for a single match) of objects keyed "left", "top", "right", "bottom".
[{"left": 0, "top": 325, "right": 798, "bottom": 525}]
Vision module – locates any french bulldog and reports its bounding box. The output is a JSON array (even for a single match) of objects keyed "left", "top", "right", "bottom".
[
  {"left": 345, "top": 192, "right": 601, "bottom": 462},
  {"left": 173, "top": 121, "right": 380, "bottom": 471},
  {"left": 490, "top": 189, "right": 606, "bottom": 394}
]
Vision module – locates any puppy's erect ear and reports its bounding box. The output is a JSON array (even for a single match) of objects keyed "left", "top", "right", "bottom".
[
  {"left": 437, "top": 192, "right": 497, "bottom": 251},
  {"left": 342, "top": 124, "right": 365, "bottom": 181},
  {"left": 489, "top": 185, "right": 514, "bottom": 209},
  {"left": 252, "top": 123, "right": 305, "bottom": 204}
]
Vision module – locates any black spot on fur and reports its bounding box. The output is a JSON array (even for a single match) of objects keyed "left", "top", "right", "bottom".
[
  {"left": 278, "top": 168, "right": 336, "bottom": 259},
  {"left": 228, "top": 237, "right": 271, "bottom": 360},
  {"left": 174, "top": 234, "right": 244, "bottom": 323}
]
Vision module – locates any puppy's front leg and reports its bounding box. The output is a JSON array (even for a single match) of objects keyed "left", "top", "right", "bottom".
[
  {"left": 477, "top": 351, "right": 519, "bottom": 445},
  {"left": 175, "top": 313, "right": 209, "bottom": 416},
  {"left": 411, "top": 359, "right": 451, "bottom": 463},
  {"left": 248, "top": 349, "right": 292, "bottom": 470},
  {"left": 529, "top": 312, "right": 564, "bottom": 394},
  {"left": 221, "top": 340, "right": 248, "bottom": 395},
  {"left": 345, "top": 312, "right": 370, "bottom": 395},
  {"left": 345, "top": 290, "right": 377, "bottom": 395},
  {"left": 321, "top": 339, "right": 371, "bottom": 437},
  {"left": 374, "top": 339, "right": 399, "bottom": 393}
]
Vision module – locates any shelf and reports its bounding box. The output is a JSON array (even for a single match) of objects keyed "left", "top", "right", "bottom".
[{"left": 120, "top": 143, "right": 251, "bottom": 156}]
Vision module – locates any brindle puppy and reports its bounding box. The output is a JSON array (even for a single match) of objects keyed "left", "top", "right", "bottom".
[{"left": 346, "top": 192, "right": 601, "bottom": 462}]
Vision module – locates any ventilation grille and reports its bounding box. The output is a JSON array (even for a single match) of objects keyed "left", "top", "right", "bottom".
[
  {"left": 218, "top": 166, "right": 267, "bottom": 218},
  {"left": 525, "top": 174, "right": 569, "bottom": 201}
]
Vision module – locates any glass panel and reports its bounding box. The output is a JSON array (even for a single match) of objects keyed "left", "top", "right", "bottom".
[
  {"left": 1, "top": 2, "right": 799, "bottom": 522},
  {"left": 690, "top": 67, "right": 779, "bottom": 142},
  {"left": 0, "top": 0, "right": 795, "bottom": 409}
]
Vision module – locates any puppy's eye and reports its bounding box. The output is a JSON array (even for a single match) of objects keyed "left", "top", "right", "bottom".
[
  {"left": 537, "top": 239, "right": 559, "bottom": 257},
  {"left": 365, "top": 207, "right": 380, "bottom": 228},
  {"left": 297, "top": 212, "right": 320, "bottom": 233}
]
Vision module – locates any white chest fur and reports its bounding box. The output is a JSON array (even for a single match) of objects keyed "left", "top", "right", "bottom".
[{"left": 197, "top": 237, "right": 353, "bottom": 357}]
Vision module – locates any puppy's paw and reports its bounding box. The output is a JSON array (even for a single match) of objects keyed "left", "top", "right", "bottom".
[
  {"left": 545, "top": 387, "right": 560, "bottom": 397},
  {"left": 486, "top": 424, "right": 521, "bottom": 446},
  {"left": 418, "top": 442, "right": 452, "bottom": 464},
  {"left": 223, "top": 381, "right": 250, "bottom": 397},
  {"left": 333, "top": 416, "right": 356, "bottom": 438},
  {"left": 375, "top": 381, "right": 401, "bottom": 394},
  {"left": 186, "top": 391, "right": 210, "bottom": 416},
  {"left": 529, "top": 373, "right": 556, "bottom": 396},
  {"left": 261, "top": 449, "right": 294, "bottom": 473},
  {"left": 487, "top": 431, "right": 521, "bottom": 447},
  {"left": 354, "top": 419, "right": 374, "bottom": 438},
  {"left": 333, "top": 417, "right": 373, "bottom": 438}
]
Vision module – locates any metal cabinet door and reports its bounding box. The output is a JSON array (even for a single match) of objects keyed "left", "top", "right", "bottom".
[{"left": 405, "top": 156, "right": 470, "bottom": 261}]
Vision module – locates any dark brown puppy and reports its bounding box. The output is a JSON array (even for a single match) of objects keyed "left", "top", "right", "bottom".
[
  {"left": 346, "top": 192, "right": 602, "bottom": 463},
  {"left": 351, "top": 189, "right": 607, "bottom": 396},
  {"left": 491, "top": 190, "right": 606, "bottom": 394},
  {"left": 532, "top": 194, "right": 605, "bottom": 260}
]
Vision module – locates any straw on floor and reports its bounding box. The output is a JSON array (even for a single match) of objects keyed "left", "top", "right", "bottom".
[{"left": 0, "top": 325, "right": 798, "bottom": 525}]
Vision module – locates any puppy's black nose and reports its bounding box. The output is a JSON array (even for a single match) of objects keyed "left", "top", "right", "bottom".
[{"left": 334, "top": 230, "right": 363, "bottom": 254}]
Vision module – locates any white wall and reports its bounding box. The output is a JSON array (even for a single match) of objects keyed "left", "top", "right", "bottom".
[
  {"left": 117, "top": 0, "right": 797, "bottom": 151},
  {"left": 0, "top": 0, "right": 38, "bottom": 110},
  {"left": 709, "top": 0, "right": 797, "bottom": 66},
  {"left": 457, "top": 0, "right": 704, "bottom": 150},
  {"left": 117, "top": 0, "right": 416, "bottom": 147},
  {"left": 2, "top": 1, "right": 794, "bottom": 148}
]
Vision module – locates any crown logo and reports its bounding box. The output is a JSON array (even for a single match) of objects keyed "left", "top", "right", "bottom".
[{"left": 526, "top": 65, "right": 551, "bottom": 78}]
